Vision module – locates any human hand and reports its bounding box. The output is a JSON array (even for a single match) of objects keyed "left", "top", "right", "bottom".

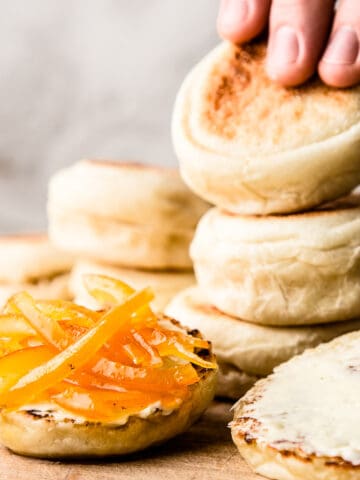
[{"left": 217, "top": 0, "right": 360, "bottom": 87}]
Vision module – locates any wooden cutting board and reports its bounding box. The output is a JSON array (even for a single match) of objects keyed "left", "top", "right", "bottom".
[{"left": 0, "top": 401, "right": 263, "bottom": 480}]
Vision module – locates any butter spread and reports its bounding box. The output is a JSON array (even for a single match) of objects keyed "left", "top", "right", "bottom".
[
  {"left": 236, "top": 333, "right": 360, "bottom": 465},
  {"left": 20, "top": 400, "right": 176, "bottom": 426}
]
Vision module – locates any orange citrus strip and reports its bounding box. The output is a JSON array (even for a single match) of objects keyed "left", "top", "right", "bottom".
[
  {"left": 141, "top": 327, "right": 210, "bottom": 351},
  {"left": 51, "top": 384, "right": 184, "bottom": 421},
  {"left": 91, "top": 357, "right": 199, "bottom": 390},
  {"left": 83, "top": 274, "right": 134, "bottom": 305},
  {"left": 0, "top": 339, "right": 24, "bottom": 357},
  {"left": 0, "top": 345, "right": 55, "bottom": 393},
  {"left": 36, "top": 300, "right": 99, "bottom": 326},
  {"left": 156, "top": 342, "right": 216, "bottom": 370},
  {"left": 0, "top": 314, "right": 36, "bottom": 338},
  {"left": 0, "top": 288, "right": 153, "bottom": 408},
  {"left": 14, "top": 290, "right": 159, "bottom": 369},
  {"left": 12, "top": 291, "right": 162, "bottom": 382},
  {"left": 12, "top": 292, "right": 71, "bottom": 350},
  {"left": 2, "top": 296, "right": 22, "bottom": 315},
  {"left": 83, "top": 275, "right": 156, "bottom": 325},
  {"left": 131, "top": 331, "right": 163, "bottom": 366},
  {"left": 64, "top": 371, "right": 128, "bottom": 392},
  {"left": 122, "top": 342, "right": 156, "bottom": 366}
]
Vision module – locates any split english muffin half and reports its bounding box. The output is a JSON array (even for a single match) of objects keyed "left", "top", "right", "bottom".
[
  {"left": 0, "top": 367, "right": 216, "bottom": 459},
  {"left": 48, "top": 160, "right": 209, "bottom": 270},
  {"left": 191, "top": 196, "right": 360, "bottom": 326},
  {"left": 0, "top": 319, "right": 216, "bottom": 458},
  {"left": 165, "top": 286, "right": 360, "bottom": 399},
  {"left": 231, "top": 331, "right": 360, "bottom": 480},
  {"left": 173, "top": 40, "right": 360, "bottom": 214},
  {"left": 0, "top": 277, "right": 217, "bottom": 458}
]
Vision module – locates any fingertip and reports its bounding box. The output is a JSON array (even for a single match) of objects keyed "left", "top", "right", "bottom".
[
  {"left": 318, "top": 25, "right": 360, "bottom": 87},
  {"left": 318, "top": 62, "right": 360, "bottom": 88},
  {"left": 217, "top": 0, "right": 270, "bottom": 44},
  {"left": 266, "top": 62, "right": 315, "bottom": 87},
  {"left": 265, "top": 26, "right": 316, "bottom": 87},
  {"left": 266, "top": 0, "right": 334, "bottom": 87},
  {"left": 217, "top": 0, "right": 247, "bottom": 42},
  {"left": 217, "top": 19, "right": 249, "bottom": 44},
  {"left": 217, "top": 18, "right": 261, "bottom": 44}
]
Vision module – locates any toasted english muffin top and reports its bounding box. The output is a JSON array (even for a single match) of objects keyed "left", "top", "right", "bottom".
[{"left": 196, "top": 41, "right": 360, "bottom": 154}]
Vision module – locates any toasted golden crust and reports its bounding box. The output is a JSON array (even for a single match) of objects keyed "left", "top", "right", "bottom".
[
  {"left": 232, "top": 381, "right": 360, "bottom": 480},
  {"left": 232, "top": 431, "right": 360, "bottom": 480},
  {"left": 173, "top": 41, "right": 360, "bottom": 214},
  {"left": 201, "top": 42, "right": 360, "bottom": 153}
]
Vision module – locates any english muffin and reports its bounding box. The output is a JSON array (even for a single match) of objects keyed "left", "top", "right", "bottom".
[
  {"left": 0, "top": 284, "right": 217, "bottom": 458},
  {"left": 0, "top": 366, "right": 216, "bottom": 458},
  {"left": 165, "top": 286, "right": 360, "bottom": 398},
  {"left": 173, "top": 41, "right": 360, "bottom": 214},
  {"left": 48, "top": 160, "right": 209, "bottom": 270},
  {"left": 191, "top": 199, "right": 360, "bottom": 326},
  {"left": 231, "top": 331, "right": 360, "bottom": 480}
]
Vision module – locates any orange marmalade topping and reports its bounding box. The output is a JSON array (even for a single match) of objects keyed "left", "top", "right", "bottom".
[{"left": 0, "top": 275, "right": 216, "bottom": 421}]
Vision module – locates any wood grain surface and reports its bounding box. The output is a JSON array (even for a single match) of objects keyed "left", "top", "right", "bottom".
[{"left": 0, "top": 401, "right": 262, "bottom": 480}]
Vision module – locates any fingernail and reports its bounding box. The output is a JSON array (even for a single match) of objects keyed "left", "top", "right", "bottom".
[
  {"left": 323, "top": 26, "right": 359, "bottom": 65},
  {"left": 268, "top": 26, "right": 299, "bottom": 69},
  {"left": 218, "top": 0, "right": 249, "bottom": 29}
]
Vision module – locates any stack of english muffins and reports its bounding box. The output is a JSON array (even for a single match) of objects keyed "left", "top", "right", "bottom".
[
  {"left": 48, "top": 159, "right": 209, "bottom": 312},
  {"left": 167, "top": 40, "right": 360, "bottom": 399}
]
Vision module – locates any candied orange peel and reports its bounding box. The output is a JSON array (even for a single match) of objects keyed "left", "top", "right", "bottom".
[{"left": 0, "top": 275, "right": 216, "bottom": 420}]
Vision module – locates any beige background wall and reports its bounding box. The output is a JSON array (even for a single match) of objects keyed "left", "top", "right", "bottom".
[{"left": 0, "top": 0, "right": 218, "bottom": 232}]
